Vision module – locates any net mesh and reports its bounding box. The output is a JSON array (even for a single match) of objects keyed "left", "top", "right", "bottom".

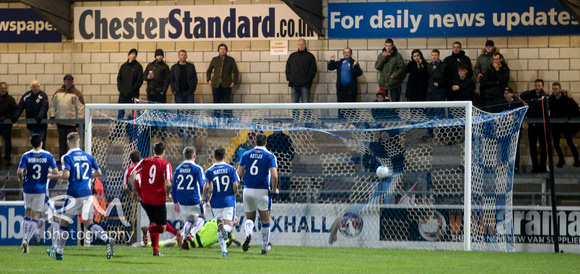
[{"left": 87, "top": 103, "right": 526, "bottom": 251}]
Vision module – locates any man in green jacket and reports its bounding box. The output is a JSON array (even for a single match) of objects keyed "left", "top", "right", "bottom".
[
  {"left": 374, "top": 39, "right": 405, "bottom": 102},
  {"left": 207, "top": 44, "right": 239, "bottom": 118}
]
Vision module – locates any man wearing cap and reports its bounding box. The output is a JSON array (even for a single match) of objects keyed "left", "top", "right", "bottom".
[
  {"left": 144, "top": 49, "right": 170, "bottom": 103},
  {"left": 12, "top": 80, "right": 49, "bottom": 148},
  {"left": 117, "top": 48, "right": 143, "bottom": 118},
  {"left": 170, "top": 50, "right": 198, "bottom": 103},
  {"left": 207, "top": 44, "right": 239, "bottom": 118},
  {"left": 49, "top": 74, "right": 85, "bottom": 161},
  {"left": 474, "top": 40, "right": 498, "bottom": 106}
]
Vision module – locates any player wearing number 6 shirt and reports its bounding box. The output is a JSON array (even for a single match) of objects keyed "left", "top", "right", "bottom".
[
  {"left": 202, "top": 147, "right": 239, "bottom": 257},
  {"left": 236, "top": 133, "right": 278, "bottom": 255},
  {"left": 48, "top": 132, "right": 112, "bottom": 261},
  {"left": 172, "top": 146, "right": 206, "bottom": 250},
  {"left": 130, "top": 142, "right": 173, "bottom": 256},
  {"left": 18, "top": 134, "right": 60, "bottom": 254}
]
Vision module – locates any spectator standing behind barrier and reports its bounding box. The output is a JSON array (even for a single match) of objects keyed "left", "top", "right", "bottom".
[
  {"left": 480, "top": 53, "right": 510, "bottom": 111},
  {"left": 427, "top": 49, "right": 450, "bottom": 102},
  {"left": 473, "top": 40, "right": 498, "bottom": 106},
  {"left": 170, "top": 50, "right": 198, "bottom": 103},
  {"left": 117, "top": 48, "right": 143, "bottom": 119},
  {"left": 286, "top": 39, "right": 317, "bottom": 104},
  {"left": 12, "top": 80, "right": 49, "bottom": 148},
  {"left": 375, "top": 38, "right": 405, "bottom": 102},
  {"left": 328, "top": 47, "right": 362, "bottom": 119},
  {"left": 444, "top": 41, "right": 473, "bottom": 81},
  {"left": 494, "top": 87, "right": 526, "bottom": 172},
  {"left": 49, "top": 74, "right": 85, "bottom": 164},
  {"left": 207, "top": 44, "right": 239, "bottom": 118},
  {"left": 371, "top": 88, "right": 389, "bottom": 121},
  {"left": 520, "top": 79, "right": 547, "bottom": 173},
  {"left": 549, "top": 82, "right": 580, "bottom": 168},
  {"left": 230, "top": 132, "right": 256, "bottom": 168},
  {"left": 143, "top": 49, "right": 170, "bottom": 103},
  {"left": 0, "top": 82, "right": 17, "bottom": 165},
  {"left": 266, "top": 121, "right": 295, "bottom": 174},
  {"left": 449, "top": 63, "right": 476, "bottom": 102},
  {"left": 404, "top": 49, "right": 429, "bottom": 102}
]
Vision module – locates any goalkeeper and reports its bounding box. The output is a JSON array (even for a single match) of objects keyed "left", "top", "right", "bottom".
[{"left": 147, "top": 217, "right": 241, "bottom": 248}]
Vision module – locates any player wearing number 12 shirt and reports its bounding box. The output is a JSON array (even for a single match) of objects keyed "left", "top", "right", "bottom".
[
  {"left": 202, "top": 147, "right": 239, "bottom": 257},
  {"left": 48, "top": 132, "right": 112, "bottom": 261},
  {"left": 237, "top": 133, "right": 278, "bottom": 255},
  {"left": 130, "top": 142, "right": 172, "bottom": 256},
  {"left": 172, "top": 146, "right": 206, "bottom": 250}
]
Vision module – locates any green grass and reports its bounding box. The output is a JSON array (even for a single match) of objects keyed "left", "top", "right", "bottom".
[{"left": 2, "top": 245, "right": 579, "bottom": 273}]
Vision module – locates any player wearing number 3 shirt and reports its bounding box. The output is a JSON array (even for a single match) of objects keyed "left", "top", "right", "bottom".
[
  {"left": 130, "top": 142, "right": 172, "bottom": 256},
  {"left": 236, "top": 133, "right": 278, "bottom": 255}
]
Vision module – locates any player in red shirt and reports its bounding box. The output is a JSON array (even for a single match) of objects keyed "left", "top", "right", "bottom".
[
  {"left": 123, "top": 150, "right": 142, "bottom": 197},
  {"left": 130, "top": 142, "right": 173, "bottom": 256}
]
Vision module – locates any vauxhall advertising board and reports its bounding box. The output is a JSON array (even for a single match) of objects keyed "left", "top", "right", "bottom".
[{"left": 74, "top": 5, "right": 316, "bottom": 42}]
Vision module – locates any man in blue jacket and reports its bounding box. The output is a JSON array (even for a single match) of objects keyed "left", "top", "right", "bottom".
[{"left": 328, "top": 47, "right": 363, "bottom": 118}]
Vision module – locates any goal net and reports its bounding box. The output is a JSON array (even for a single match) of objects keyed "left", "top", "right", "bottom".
[{"left": 85, "top": 102, "right": 526, "bottom": 252}]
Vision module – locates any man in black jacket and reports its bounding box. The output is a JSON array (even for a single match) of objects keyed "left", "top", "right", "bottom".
[
  {"left": 328, "top": 47, "right": 362, "bottom": 118},
  {"left": 480, "top": 53, "right": 510, "bottom": 112},
  {"left": 443, "top": 42, "right": 473, "bottom": 80},
  {"left": 286, "top": 39, "right": 317, "bottom": 104},
  {"left": 170, "top": 50, "right": 198, "bottom": 103},
  {"left": 0, "top": 82, "right": 17, "bottom": 165},
  {"left": 12, "top": 80, "right": 49, "bottom": 148},
  {"left": 143, "top": 49, "right": 170, "bottom": 103},
  {"left": 520, "top": 79, "right": 547, "bottom": 173},
  {"left": 117, "top": 48, "right": 143, "bottom": 119}
]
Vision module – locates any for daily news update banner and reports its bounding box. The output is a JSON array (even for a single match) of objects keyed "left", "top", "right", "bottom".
[{"left": 328, "top": 0, "right": 580, "bottom": 39}]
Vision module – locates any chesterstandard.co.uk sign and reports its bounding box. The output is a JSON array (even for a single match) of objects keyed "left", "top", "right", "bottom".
[
  {"left": 328, "top": 0, "right": 580, "bottom": 39},
  {"left": 74, "top": 5, "right": 316, "bottom": 42}
]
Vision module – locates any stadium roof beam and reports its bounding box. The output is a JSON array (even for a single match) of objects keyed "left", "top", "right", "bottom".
[
  {"left": 20, "top": 0, "right": 73, "bottom": 39},
  {"left": 281, "top": 0, "right": 323, "bottom": 36},
  {"left": 557, "top": 0, "right": 580, "bottom": 22}
]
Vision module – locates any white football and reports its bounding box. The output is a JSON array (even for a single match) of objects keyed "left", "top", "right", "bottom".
[{"left": 376, "top": 166, "right": 392, "bottom": 178}]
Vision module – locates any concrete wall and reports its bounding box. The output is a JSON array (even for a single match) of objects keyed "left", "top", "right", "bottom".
[{"left": 1, "top": 0, "right": 579, "bottom": 105}]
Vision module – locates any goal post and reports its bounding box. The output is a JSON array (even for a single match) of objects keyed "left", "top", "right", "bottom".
[{"left": 85, "top": 101, "right": 526, "bottom": 252}]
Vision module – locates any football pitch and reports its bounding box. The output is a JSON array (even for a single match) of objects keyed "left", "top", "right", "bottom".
[{"left": 2, "top": 245, "right": 579, "bottom": 273}]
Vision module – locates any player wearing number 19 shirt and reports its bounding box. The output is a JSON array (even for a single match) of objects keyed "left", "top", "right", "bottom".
[
  {"left": 236, "top": 133, "right": 278, "bottom": 255},
  {"left": 48, "top": 132, "right": 112, "bottom": 261},
  {"left": 202, "top": 147, "right": 239, "bottom": 257},
  {"left": 130, "top": 142, "right": 172, "bottom": 256},
  {"left": 172, "top": 146, "right": 206, "bottom": 250},
  {"left": 18, "top": 134, "right": 60, "bottom": 254}
]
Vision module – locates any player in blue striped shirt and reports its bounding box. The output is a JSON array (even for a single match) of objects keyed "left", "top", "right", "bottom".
[
  {"left": 172, "top": 146, "right": 205, "bottom": 250},
  {"left": 48, "top": 132, "right": 112, "bottom": 260},
  {"left": 202, "top": 147, "right": 239, "bottom": 257},
  {"left": 18, "top": 134, "right": 60, "bottom": 253},
  {"left": 237, "top": 133, "right": 278, "bottom": 255}
]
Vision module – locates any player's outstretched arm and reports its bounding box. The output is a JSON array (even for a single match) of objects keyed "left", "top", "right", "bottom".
[
  {"left": 201, "top": 181, "right": 211, "bottom": 205},
  {"left": 129, "top": 169, "right": 139, "bottom": 198},
  {"left": 47, "top": 168, "right": 62, "bottom": 180},
  {"left": 270, "top": 167, "right": 279, "bottom": 194},
  {"left": 62, "top": 169, "right": 70, "bottom": 180},
  {"left": 91, "top": 168, "right": 102, "bottom": 178}
]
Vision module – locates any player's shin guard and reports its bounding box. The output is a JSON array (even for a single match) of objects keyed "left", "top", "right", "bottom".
[
  {"left": 191, "top": 218, "right": 205, "bottom": 236},
  {"left": 57, "top": 225, "right": 69, "bottom": 254},
  {"left": 261, "top": 223, "right": 271, "bottom": 252},
  {"left": 50, "top": 221, "right": 59, "bottom": 248},
  {"left": 182, "top": 220, "right": 192, "bottom": 238},
  {"left": 22, "top": 217, "right": 30, "bottom": 243},
  {"left": 88, "top": 223, "right": 109, "bottom": 242},
  {"left": 26, "top": 219, "right": 38, "bottom": 242},
  {"left": 217, "top": 229, "right": 227, "bottom": 253},
  {"left": 244, "top": 219, "right": 254, "bottom": 237},
  {"left": 165, "top": 221, "right": 177, "bottom": 235},
  {"left": 151, "top": 233, "right": 160, "bottom": 254}
]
